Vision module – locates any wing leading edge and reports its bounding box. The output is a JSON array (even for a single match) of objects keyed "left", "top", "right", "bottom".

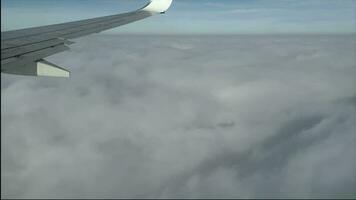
[{"left": 1, "top": 0, "right": 173, "bottom": 77}]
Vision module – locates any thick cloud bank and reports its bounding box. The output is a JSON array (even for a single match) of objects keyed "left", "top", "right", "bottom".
[{"left": 1, "top": 35, "right": 356, "bottom": 198}]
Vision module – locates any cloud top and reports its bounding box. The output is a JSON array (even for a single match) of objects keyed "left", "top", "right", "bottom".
[{"left": 1, "top": 35, "right": 356, "bottom": 198}]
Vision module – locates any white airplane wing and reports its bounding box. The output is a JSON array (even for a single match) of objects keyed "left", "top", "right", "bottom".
[{"left": 1, "top": 0, "right": 173, "bottom": 77}]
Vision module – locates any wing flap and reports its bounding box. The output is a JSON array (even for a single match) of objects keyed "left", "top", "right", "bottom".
[
  {"left": 1, "top": 38, "right": 73, "bottom": 60},
  {"left": 1, "top": 45, "right": 69, "bottom": 72},
  {"left": 37, "top": 60, "right": 70, "bottom": 77},
  {"left": 1, "top": 59, "right": 70, "bottom": 77}
]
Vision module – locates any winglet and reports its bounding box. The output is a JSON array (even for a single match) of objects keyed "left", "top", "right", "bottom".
[{"left": 142, "top": 0, "right": 173, "bottom": 14}]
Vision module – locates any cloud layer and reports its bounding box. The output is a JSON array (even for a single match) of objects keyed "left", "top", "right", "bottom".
[{"left": 1, "top": 35, "right": 356, "bottom": 198}]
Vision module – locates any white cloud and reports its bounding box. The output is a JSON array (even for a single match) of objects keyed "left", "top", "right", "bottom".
[{"left": 1, "top": 34, "right": 356, "bottom": 198}]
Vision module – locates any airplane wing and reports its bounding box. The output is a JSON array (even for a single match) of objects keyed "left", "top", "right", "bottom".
[{"left": 1, "top": 0, "right": 173, "bottom": 77}]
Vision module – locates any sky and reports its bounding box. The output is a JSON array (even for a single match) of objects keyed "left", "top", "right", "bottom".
[
  {"left": 1, "top": 34, "right": 356, "bottom": 198},
  {"left": 1, "top": 0, "right": 356, "bottom": 34}
]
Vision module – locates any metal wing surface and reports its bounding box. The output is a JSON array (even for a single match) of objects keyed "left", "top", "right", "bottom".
[{"left": 1, "top": 0, "right": 173, "bottom": 77}]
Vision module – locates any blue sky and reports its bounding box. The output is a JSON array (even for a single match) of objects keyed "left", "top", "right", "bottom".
[{"left": 1, "top": 0, "right": 356, "bottom": 34}]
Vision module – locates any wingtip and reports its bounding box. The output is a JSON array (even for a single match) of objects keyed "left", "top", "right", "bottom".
[{"left": 142, "top": 0, "right": 173, "bottom": 13}]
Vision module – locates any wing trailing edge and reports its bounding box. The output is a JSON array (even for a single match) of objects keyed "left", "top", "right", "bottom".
[{"left": 2, "top": 59, "right": 70, "bottom": 78}]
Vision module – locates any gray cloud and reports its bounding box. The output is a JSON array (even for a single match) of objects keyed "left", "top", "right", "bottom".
[{"left": 1, "top": 34, "right": 356, "bottom": 198}]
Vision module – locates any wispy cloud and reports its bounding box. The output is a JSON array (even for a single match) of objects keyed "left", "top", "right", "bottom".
[
  {"left": 2, "top": 0, "right": 355, "bottom": 34},
  {"left": 204, "top": 2, "right": 228, "bottom": 8}
]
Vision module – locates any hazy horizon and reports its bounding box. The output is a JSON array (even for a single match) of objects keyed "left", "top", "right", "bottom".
[{"left": 2, "top": 0, "right": 356, "bottom": 34}]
